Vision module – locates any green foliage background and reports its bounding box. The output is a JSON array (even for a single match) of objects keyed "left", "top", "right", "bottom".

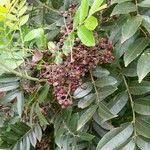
[{"left": 0, "top": 0, "right": 150, "bottom": 149}]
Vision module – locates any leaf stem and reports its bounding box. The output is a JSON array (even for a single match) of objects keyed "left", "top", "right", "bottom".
[
  {"left": 122, "top": 74, "right": 137, "bottom": 137},
  {"left": 34, "top": 0, "right": 60, "bottom": 14},
  {"left": 0, "top": 61, "right": 45, "bottom": 82},
  {"left": 90, "top": 70, "right": 99, "bottom": 104}
]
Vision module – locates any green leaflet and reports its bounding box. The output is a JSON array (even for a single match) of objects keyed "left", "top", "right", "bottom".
[
  {"left": 134, "top": 97, "right": 150, "bottom": 115},
  {"left": 79, "top": 0, "right": 89, "bottom": 23},
  {"left": 142, "top": 16, "right": 150, "bottom": 34},
  {"left": 137, "top": 48, "right": 150, "bottom": 83},
  {"left": 121, "top": 15, "right": 143, "bottom": 43},
  {"left": 77, "top": 105, "right": 97, "bottom": 130},
  {"left": 111, "top": 2, "right": 137, "bottom": 16},
  {"left": 96, "top": 123, "right": 133, "bottom": 150},
  {"left": 138, "top": 0, "right": 150, "bottom": 8},
  {"left": 84, "top": 16, "right": 98, "bottom": 30},
  {"left": 77, "top": 25, "right": 95, "bottom": 46},
  {"left": 124, "top": 37, "right": 149, "bottom": 67}
]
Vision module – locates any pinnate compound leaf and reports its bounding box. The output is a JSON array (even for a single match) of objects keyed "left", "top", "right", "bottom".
[
  {"left": 77, "top": 105, "right": 97, "bottom": 131},
  {"left": 138, "top": 0, "right": 150, "bottom": 7},
  {"left": 129, "top": 81, "right": 150, "bottom": 95},
  {"left": 96, "top": 123, "right": 133, "bottom": 150},
  {"left": 121, "top": 15, "right": 142, "bottom": 43},
  {"left": 134, "top": 96, "right": 150, "bottom": 115},
  {"left": 137, "top": 136, "right": 150, "bottom": 150},
  {"left": 77, "top": 25, "right": 95, "bottom": 46},
  {"left": 84, "top": 16, "right": 98, "bottom": 30},
  {"left": 111, "top": 2, "right": 137, "bottom": 16},
  {"left": 142, "top": 16, "right": 150, "bottom": 34},
  {"left": 135, "top": 118, "right": 150, "bottom": 139},
  {"left": 124, "top": 37, "right": 149, "bottom": 67},
  {"left": 137, "top": 48, "right": 150, "bottom": 83}
]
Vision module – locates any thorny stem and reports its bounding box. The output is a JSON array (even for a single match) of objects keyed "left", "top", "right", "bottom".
[
  {"left": 122, "top": 74, "right": 137, "bottom": 137},
  {"left": 0, "top": 61, "right": 46, "bottom": 82},
  {"left": 90, "top": 70, "right": 99, "bottom": 104}
]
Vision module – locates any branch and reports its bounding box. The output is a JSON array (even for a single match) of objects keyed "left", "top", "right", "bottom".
[
  {"left": 0, "top": 61, "right": 46, "bottom": 82},
  {"left": 122, "top": 74, "right": 137, "bottom": 137}
]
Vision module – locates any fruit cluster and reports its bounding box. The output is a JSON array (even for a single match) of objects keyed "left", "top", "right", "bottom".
[
  {"left": 41, "top": 38, "right": 114, "bottom": 108},
  {"left": 40, "top": 5, "right": 114, "bottom": 108}
]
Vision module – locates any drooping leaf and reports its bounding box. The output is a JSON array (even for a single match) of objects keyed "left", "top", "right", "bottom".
[
  {"left": 98, "top": 86, "right": 118, "bottom": 100},
  {"left": 96, "top": 123, "right": 133, "bottom": 150},
  {"left": 142, "top": 16, "right": 150, "bottom": 34},
  {"left": 124, "top": 37, "right": 149, "bottom": 67},
  {"left": 138, "top": 0, "right": 150, "bottom": 7},
  {"left": 114, "top": 33, "right": 138, "bottom": 58},
  {"left": 28, "top": 131, "right": 37, "bottom": 147},
  {"left": 37, "top": 82, "right": 50, "bottom": 103},
  {"left": 129, "top": 81, "right": 150, "bottom": 95},
  {"left": 121, "top": 15, "right": 142, "bottom": 43},
  {"left": 93, "top": 112, "right": 114, "bottom": 130},
  {"left": 133, "top": 97, "right": 150, "bottom": 115},
  {"left": 137, "top": 136, "right": 150, "bottom": 150},
  {"left": 35, "top": 103, "right": 49, "bottom": 126},
  {"left": 78, "top": 93, "right": 96, "bottom": 109},
  {"left": 84, "top": 16, "right": 98, "bottom": 30},
  {"left": 77, "top": 25, "right": 95, "bottom": 46},
  {"left": 93, "top": 66, "right": 110, "bottom": 78},
  {"left": 78, "top": 132, "right": 95, "bottom": 141},
  {"left": 24, "top": 28, "right": 44, "bottom": 42},
  {"left": 111, "top": 2, "right": 137, "bottom": 16},
  {"left": 98, "top": 102, "right": 117, "bottom": 122},
  {"left": 0, "top": 82, "right": 19, "bottom": 92},
  {"left": 77, "top": 105, "right": 97, "bottom": 131},
  {"left": 135, "top": 118, "right": 150, "bottom": 139},
  {"left": 34, "top": 124, "right": 42, "bottom": 142},
  {"left": 79, "top": 0, "right": 89, "bottom": 23},
  {"left": 74, "top": 82, "right": 93, "bottom": 99},
  {"left": 16, "top": 91, "right": 24, "bottom": 117},
  {"left": 108, "top": 91, "right": 128, "bottom": 115},
  {"left": 137, "top": 48, "right": 150, "bottom": 83},
  {"left": 96, "top": 76, "right": 117, "bottom": 88}
]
